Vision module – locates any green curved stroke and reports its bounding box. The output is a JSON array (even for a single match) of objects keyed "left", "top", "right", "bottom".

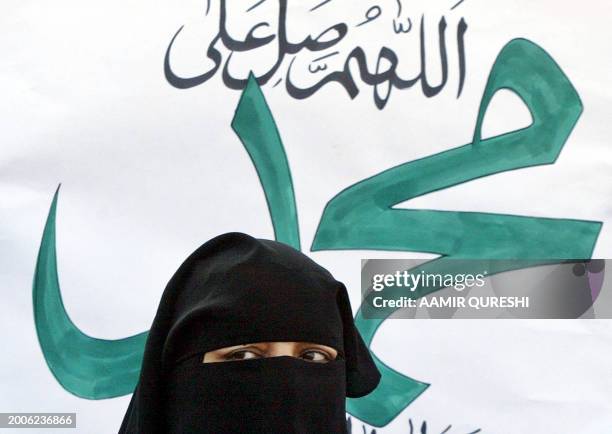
[
  {"left": 33, "top": 74, "right": 301, "bottom": 399},
  {"left": 231, "top": 72, "right": 301, "bottom": 249},
  {"left": 314, "top": 38, "right": 601, "bottom": 426},
  {"left": 33, "top": 185, "right": 147, "bottom": 399}
]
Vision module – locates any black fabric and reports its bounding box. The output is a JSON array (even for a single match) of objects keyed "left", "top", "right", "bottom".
[
  {"left": 165, "top": 356, "right": 347, "bottom": 433},
  {"left": 118, "top": 232, "right": 381, "bottom": 434}
]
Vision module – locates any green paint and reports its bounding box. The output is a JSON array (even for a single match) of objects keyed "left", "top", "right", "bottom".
[
  {"left": 33, "top": 185, "right": 147, "bottom": 399},
  {"left": 32, "top": 73, "right": 302, "bottom": 400},
  {"left": 314, "top": 38, "right": 601, "bottom": 426},
  {"left": 231, "top": 73, "right": 301, "bottom": 250}
]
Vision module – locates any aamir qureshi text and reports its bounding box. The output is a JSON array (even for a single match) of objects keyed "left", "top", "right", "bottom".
[{"left": 372, "top": 295, "right": 530, "bottom": 310}]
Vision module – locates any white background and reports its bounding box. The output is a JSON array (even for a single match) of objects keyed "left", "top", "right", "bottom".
[{"left": 1, "top": 0, "right": 612, "bottom": 432}]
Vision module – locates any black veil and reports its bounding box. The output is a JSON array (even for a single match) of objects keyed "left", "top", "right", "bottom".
[{"left": 118, "top": 232, "right": 380, "bottom": 433}]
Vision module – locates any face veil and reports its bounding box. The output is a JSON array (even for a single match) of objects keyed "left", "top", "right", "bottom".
[{"left": 118, "top": 232, "right": 381, "bottom": 434}]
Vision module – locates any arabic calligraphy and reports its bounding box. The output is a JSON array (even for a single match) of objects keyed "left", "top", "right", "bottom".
[{"left": 164, "top": 0, "right": 468, "bottom": 109}]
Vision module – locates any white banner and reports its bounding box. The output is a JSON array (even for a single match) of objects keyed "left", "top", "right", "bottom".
[{"left": 1, "top": 0, "right": 611, "bottom": 432}]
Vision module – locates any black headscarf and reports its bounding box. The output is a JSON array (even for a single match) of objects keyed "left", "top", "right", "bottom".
[{"left": 118, "top": 232, "right": 381, "bottom": 433}]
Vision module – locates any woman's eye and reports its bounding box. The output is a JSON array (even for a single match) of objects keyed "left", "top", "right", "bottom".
[
  {"left": 225, "top": 350, "right": 261, "bottom": 361},
  {"left": 300, "top": 350, "right": 331, "bottom": 363}
]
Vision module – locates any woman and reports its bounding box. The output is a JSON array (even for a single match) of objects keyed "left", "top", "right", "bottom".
[{"left": 118, "top": 232, "right": 381, "bottom": 433}]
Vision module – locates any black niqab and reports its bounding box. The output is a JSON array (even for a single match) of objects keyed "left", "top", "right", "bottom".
[{"left": 118, "top": 232, "right": 381, "bottom": 433}]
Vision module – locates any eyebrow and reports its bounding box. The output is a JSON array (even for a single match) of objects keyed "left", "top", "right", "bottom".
[{"left": 215, "top": 342, "right": 336, "bottom": 351}]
